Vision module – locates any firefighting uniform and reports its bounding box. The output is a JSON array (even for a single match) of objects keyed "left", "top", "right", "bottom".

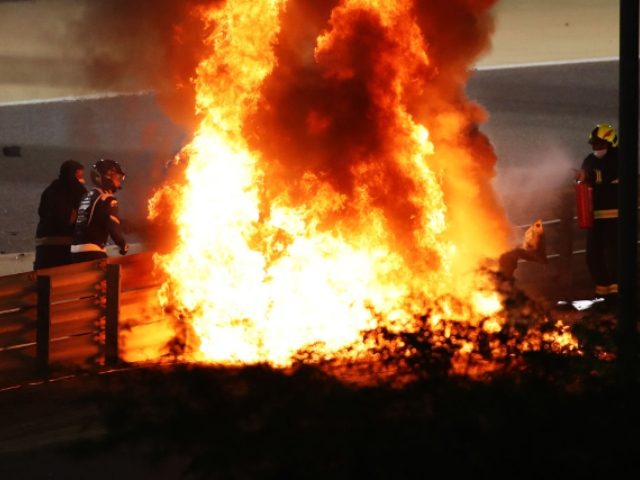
[
  {"left": 71, "top": 188, "right": 127, "bottom": 263},
  {"left": 580, "top": 147, "right": 618, "bottom": 297},
  {"left": 34, "top": 161, "right": 87, "bottom": 269}
]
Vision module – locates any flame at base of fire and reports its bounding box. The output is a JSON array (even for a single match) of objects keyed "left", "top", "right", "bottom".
[{"left": 144, "top": 0, "right": 577, "bottom": 371}]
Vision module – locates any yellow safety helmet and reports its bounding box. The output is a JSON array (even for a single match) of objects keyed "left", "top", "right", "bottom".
[{"left": 589, "top": 124, "right": 618, "bottom": 148}]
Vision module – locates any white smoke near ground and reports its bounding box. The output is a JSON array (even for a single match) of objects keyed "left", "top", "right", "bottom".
[{"left": 492, "top": 142, "right": 576, "bottom": 246}]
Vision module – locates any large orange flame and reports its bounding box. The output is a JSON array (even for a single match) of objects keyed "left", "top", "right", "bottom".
[{"left": 149, "top": 0, "right": 523, "bottom": 367}]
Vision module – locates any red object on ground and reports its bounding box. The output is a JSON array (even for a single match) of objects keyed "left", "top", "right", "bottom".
[{"left": 575, "top": 182, "right": 593, "bottom": 229}]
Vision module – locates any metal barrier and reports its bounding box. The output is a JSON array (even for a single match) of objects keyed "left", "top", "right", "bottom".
[
  {"left": 510, "top": 185, "right": 583, "bottom": 301},
  {"left": 0, "top": 252, "right": 171, "bottom": 387},
  {"left": 509, "top": 184, "right": 640, "bottom": 302}
]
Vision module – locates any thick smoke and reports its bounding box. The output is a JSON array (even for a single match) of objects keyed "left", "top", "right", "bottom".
[
  {"left": 75, "top": 0, "right": 509, "bottom": 262},
  {"left": 412, "top": 0, "right": 510, "bottom": 261},
  {"left": 247, "top": 1, "right": 427, "bottom": 234},
  {"left": 70, "top": 0, "right": 219, "bottom": 130},
  {"left": 244, "top": 0, "right": 509, "bottom": 262},
  {"left": 60, "top": 0, "right": 220, "bottom": 243}
]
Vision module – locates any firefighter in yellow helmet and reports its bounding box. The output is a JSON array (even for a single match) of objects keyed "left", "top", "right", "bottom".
[{"left": 575, "top": 124, "right": 619, "bottom": 309}]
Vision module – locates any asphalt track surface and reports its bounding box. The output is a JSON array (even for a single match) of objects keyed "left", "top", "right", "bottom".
[{"left": 0, "top": 60, "right": 619, "bottom": 254}]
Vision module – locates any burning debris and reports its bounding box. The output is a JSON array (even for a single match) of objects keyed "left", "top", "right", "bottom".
[{"left": 133, "top": 0, "right": 582, "bottom": 372}]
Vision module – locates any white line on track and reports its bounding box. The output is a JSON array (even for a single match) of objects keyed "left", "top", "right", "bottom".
[
  {"left": 0, "top": 58, "right": 621, "bottom": 107},
  {"left": 474, "top": 56, "right": 619, "bottom": 71},
  {"left": 0, "top": 90, "right": 152, "bottom": 108}
]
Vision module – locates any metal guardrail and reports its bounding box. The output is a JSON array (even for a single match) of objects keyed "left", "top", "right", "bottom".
[
  {"left": 515, "top": 204, "right": 640, "bottom": 259},
  {"left": 0, "top": 252, "right": 170, "bottom": 387},
  {"left": 508, "top": 186, "right": 639, "bottom": 301}
]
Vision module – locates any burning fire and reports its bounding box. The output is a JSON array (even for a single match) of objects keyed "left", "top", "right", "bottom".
[{"left": 147, "top": 0, "right": 573, "bottom": 369}]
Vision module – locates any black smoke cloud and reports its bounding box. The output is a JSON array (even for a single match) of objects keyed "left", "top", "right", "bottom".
[
  {"left": 72, "top": 0, "right": 220, "bottom": 130},
  {"left": 82, "top": 0, "right": 506, "bottom": 257},
  {"left": 242, "top": 0, "right": 505, "bottom": 253}
]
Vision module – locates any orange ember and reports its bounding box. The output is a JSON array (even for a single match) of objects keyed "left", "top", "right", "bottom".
[{"left": 146, "top": 0, "right": 576, "bottom": 369}]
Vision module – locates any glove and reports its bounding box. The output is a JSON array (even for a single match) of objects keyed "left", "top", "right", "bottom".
[{"left": 119, "top": 244, "right": 129, "bottom": 255}]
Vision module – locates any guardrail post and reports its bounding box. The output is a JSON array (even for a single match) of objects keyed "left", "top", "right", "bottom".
[
  {"left": 105, "top": 263, "right": 121, "bottom": 366},
  {"left": 36, "top": 275, "right": 51, "bottom": 377},
  {"left": 557, "top": 186, "right": 574, "bottom": 299}
]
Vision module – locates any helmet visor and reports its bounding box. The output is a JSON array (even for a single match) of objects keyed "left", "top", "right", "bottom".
[{"left": 104, "top": 169, "right": 125, "bottom": 188}]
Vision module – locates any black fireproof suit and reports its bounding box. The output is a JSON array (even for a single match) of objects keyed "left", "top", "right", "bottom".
[
  {"left": 580, "top": 147, "right": 619, "bottom": 298},
  {"left": 34, "top": 160, "right": 87, "bottom": 269},
  {"left": 70, "top": 188, "right": 127, "bottom": 263}
]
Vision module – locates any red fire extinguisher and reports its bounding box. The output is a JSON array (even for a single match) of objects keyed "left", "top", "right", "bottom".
[{"left": 575, "top": 181, "right": 593, "bottom": 229}]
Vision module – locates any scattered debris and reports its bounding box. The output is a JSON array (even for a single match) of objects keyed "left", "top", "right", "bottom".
[{"left": 557, "top": 297, "right": 605, "bottom": 311}]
